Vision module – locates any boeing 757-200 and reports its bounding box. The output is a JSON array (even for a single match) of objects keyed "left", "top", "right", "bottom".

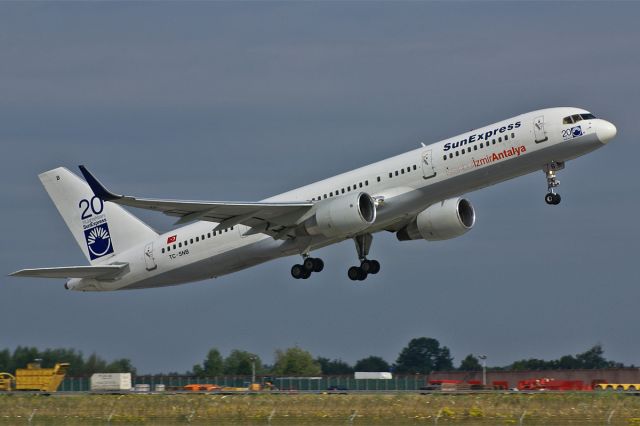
[{"left": 11, "top": 107, "right": 617, "bottom": 290}]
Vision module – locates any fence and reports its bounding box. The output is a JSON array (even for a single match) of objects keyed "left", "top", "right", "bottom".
[{"left": 59, "top": 374, "right": 430, "bottom": 392}]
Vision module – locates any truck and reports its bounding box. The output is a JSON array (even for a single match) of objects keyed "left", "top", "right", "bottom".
[{"left": 0, "top": 362, "right": 69, "bottom": 392}]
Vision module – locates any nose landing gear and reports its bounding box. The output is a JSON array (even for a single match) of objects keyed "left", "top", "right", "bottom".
[{"left": 544, "top": 162, "right": 564, "bottom": 205}]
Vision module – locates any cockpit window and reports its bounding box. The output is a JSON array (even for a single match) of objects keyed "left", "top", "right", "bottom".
[{"left": 563, "top": 113, "right": 597, "bottom": 125}]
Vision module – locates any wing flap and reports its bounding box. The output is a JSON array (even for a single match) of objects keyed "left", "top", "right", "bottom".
[{"left": 10, "top": 264, "right": 128, "bottom": 279}]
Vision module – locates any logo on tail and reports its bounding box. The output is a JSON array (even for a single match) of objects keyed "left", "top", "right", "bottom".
[
  {"left": 84, "top": 223, "right": 114, "bottom": 260},
  {"left": 80, "top": 196, "right": 115, "bottom": 260}
]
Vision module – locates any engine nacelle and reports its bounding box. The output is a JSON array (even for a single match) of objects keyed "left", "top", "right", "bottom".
[
  {"left": 301, "top": 192, "right": 376, "bottom": 238},
  {"left": 396, "top": 197, "right": 475, "bottom": 241}
]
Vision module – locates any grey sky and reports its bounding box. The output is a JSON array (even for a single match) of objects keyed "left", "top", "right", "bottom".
[{"left": 1, "top": 2, "right": 638, "bottom": 374}]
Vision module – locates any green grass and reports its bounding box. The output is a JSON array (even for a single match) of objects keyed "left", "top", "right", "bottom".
[{"left": 1, "top": 392, "right": 640, "bottom": 424}]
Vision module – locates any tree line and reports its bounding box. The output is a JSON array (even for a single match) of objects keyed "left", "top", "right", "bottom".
[
  {"left": 0, "top": 339, "right": 628, "bottom": 376},
  {"left": 0, "top": 347, "right": 135, "bottom": 376}
]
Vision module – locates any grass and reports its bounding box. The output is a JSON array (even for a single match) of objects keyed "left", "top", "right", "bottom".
[{"left": 1, "top": 392, "right": 640, "bottom": 424}]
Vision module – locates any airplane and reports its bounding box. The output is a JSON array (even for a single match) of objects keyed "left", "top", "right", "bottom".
[{"left": 10, "top": 107, "right": 617, "bottom": 291}]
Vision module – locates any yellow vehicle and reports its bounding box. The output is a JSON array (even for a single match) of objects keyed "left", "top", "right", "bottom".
[
  {"left": 594, "top": 383, "right": 640, "bottom": 392},
  {"left": 0, "top": 362, "right": 69, "bottom": 392}
]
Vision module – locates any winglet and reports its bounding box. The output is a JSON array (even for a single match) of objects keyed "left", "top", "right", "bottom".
[{"left": 78, "top": 165, "right": 122, "bottom": 201}]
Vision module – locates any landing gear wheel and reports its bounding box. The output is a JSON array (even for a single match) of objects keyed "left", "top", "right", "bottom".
[
  {"left": 312, "top": 258, "right": 324, "bottom": 273},
  {"left": 360, "top": 259, "right": 372, "bottom": 274},
  {"left": 303, "top": 257, "right": 316, "bottom": 272},
  {"left": 368, "top": 260, "right": 381, "bottom": 274},
  {"left": 291, "top": 264, "right": 305, "bottom": 279},
  {"left": 300, "top": 268, "right": 311, "bottom": 279},
  {"left": 545, "top": 193, "right": 561, "bottom": 205},
  {"left": 348, "top": 266, "right": 365, "bottom": 281}
]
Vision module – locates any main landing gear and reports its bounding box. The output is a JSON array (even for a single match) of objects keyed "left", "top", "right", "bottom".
[
  {"left": 348, "top": 234, "right": 381, "bottom": 281},
  {"left": 291, "top": 256, "right": 324, "bottom": 280},
  {"left": 543, "top": 162, "right": 564, "bottom": 205}
]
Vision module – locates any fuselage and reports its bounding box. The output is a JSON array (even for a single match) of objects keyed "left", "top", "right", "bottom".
[{"left": 68, "top": 107, "right": 616, "bottom": 291}]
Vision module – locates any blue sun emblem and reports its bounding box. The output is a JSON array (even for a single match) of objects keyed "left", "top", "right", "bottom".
[{"left": 84, "top": 224, "right": 114, "bottom": 260}]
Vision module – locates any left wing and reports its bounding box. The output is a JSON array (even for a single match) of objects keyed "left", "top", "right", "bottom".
[{"left": 79, "top": 166, "right": 314, "bottom": 238}]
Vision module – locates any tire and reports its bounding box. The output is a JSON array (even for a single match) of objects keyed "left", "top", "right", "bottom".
[
  {"left": 301, "top": 268, "right": 311, "bottom": 279},
  {"left": 313, "top": 258, "right": 324, "bottom": 273},
  {"left": 368, "top": 260, "right": 380, "bottom": 274},
  {"left": 552, "top": 193, "right": 561, "bottom": 205},
  {"left": 348, "top": 266, "right": 361, "bottom": 281},
  {"left": 291, "top": 264, "right": 304, "bottom": 279},
  {"left": 360, "top": 260, "right": 371, "bottom": 273},
  {"left": 303, "top": 258, "right": 316, "bottom": 271},
  {"left": 357, "top": 268, "right": 368, "bottom": 281},
  {"left": 545, "top": 193, "right": 555, "bottom": 205}
]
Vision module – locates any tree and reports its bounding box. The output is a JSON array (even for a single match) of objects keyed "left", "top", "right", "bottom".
[
  {"left": 354, "top": 356, "right": 390, "bottom": 372},
  {"left": 0, "top": 349, "right": 10, "bottom": 372},
  {"left": 224, "top": 350, "right": 261, "bottom": 375},
  {"left": 395, "top": 337, "right": 454, "bottom": 374},
  {"left": 193, "top": 348, "right": 224, "bottom": 377},
  {"left": 272, "top": 347, "right": 321, "bottom": 376},
  {"left": 106, "top": 358, "right": 136, "bottom": 374},
  {"left": 459, "top": 354, "right": 482, "bottom": 371},
  {"left": 575, "top": 345, "right": 611, "bottom": 369},
  {"left": 84, "top": 353, "right": 108, "bottom": 375},
  {"left": 316, "top": 357, "right": 354, "bottom": 375}
]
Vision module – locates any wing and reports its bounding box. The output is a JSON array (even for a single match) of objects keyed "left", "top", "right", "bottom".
[
  {"left": 10, "top": 264, "right": 128, "bottom": 279},
  {"left": 79, "top": 166, "right": 314, "bottom": 238}
]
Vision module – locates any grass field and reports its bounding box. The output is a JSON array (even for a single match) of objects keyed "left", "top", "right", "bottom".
[{"left": 2, "top": 392, "right": 640, "bottom": 424}]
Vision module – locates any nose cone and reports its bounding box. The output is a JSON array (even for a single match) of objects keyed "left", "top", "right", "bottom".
[{"left": 597, "top": 120, "right": 617, "bottom": 144}]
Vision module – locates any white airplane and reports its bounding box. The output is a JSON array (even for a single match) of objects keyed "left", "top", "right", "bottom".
[{"left": 11, "top": 107, "right": 616, "bottom": 291}]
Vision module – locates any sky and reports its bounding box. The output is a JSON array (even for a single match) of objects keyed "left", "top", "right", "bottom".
[{"left": 1, "top": 2, "right": 639, "bottom": 374}]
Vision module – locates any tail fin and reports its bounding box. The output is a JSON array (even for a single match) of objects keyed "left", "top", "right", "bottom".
[{"left": 39, "top": 167, "right": 158, "bottom": 265}]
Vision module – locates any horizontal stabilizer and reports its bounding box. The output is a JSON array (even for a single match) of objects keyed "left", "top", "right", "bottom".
[{"left": 10, "top": 264, "right": 128, "bottom": 279}]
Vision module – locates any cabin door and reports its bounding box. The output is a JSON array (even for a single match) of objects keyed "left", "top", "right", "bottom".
[
  {"left": 421, "top": 150, "right": 436, "bottom": 179},
  {"left": 144, "top": 242, "right": 157, "bottom": 271},
  {"left": 534, "top": 116, "right": 548, "bottom": 143}
]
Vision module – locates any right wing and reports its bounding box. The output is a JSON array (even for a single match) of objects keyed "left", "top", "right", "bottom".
[
  {"left": 10, "top": 264, "right": 128, "bottom": 280},
  {"left": 79, "top": 166, "right": 315, "bottom": 238}
]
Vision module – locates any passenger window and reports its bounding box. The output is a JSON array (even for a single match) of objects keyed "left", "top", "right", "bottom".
[
  {"left": 231, "top": 227, "right": 234, "bottom": 230},
  {"left": 329, "top": 192, "right": 333, "bottom": 196},
  {"left": 341, "top": 188, "right": 345, "bottom": 194},
  {"left": 179, "top": 242, "right": 182, "bottom": 248},
  {"left": 190, "top": 239, "right": 194, "bottom": 244},
  {"left": 474, "top": 145, "right": 477, "bottom": 151},
  {"left": 443, "top": 155, "right": 447, "bottom": 160},
  {"left": 449, "top": 153, "right": 453, "bottom": 159},
  {"left": 511, "top": 133, "right": 515, "bottom": 138},
  {"left": 455, "top": 151, "right": 459, "bottom": 157},
  {"left": 173, "top": 244, "right": 176, "bottom": 249},
  {"left": 225, "top": 229, "right": 228, "bottom": 233},
  {"left": 359, "top": 183, "right": 363, "bottom": 188},
  {"left": 389, "top": 173, "right": 392, "bottom": 178},
  {"left": 401, "top": 169, "right": 405, "bottom": 174},
  {"left": 480, "top": 143, "right": 483, "bottom": 148},
  {"left": 498, "top": 137, "right": 502, "bottom": 142},
  {"left": 377, "top": 177, "right": 380, "bottom": 182},
  {"left": 413, "top": 165, "right": 417, "bottom": 170},
  {"left": 196, "top": 237, "right": 199, "bottom": 242},
  {"left": 395, "top": 171, "right": 398, "bottom": 176},
  {"left": 492, "top": 139, "right": 496, "bottom": 145},
  {"left": 504, "top": 135, "right": 508, "bottom": 141},
  {"left": 462, "top": 148, "right": 465, "bottom": 154},
  {"left": 162, "top": 248, "right": 165, "bottom": 253},
  {"left": 208, "top": 233, "right": 211, "bottom": 238},
  {"left": 365, "top": 180, "right": 368, "bottom": 185},
  {"left": 563, "top": 116, "right": 573, "bottom": 124}
]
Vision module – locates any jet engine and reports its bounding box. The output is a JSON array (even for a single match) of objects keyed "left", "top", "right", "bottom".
[
  {"left": 396, "top": 197, "right": 475, "bottom": 241},
  {"left": 300, "top": 192, "right": 376, "bottom": 238}
]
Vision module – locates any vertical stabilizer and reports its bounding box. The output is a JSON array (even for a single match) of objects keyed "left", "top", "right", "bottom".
[{"left": 39, "top": 167, "right": 158, "bottom": 265}]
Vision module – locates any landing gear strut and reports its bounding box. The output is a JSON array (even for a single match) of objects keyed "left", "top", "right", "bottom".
[
  {"left": 348, "top": 234, "right": 381, "bottom": 281},
  {"left": 543, "top": 162, "right": 564, "bottom": 205},
  {"left": 291, "top": 255, "right": 324, "bottom": 280}
]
